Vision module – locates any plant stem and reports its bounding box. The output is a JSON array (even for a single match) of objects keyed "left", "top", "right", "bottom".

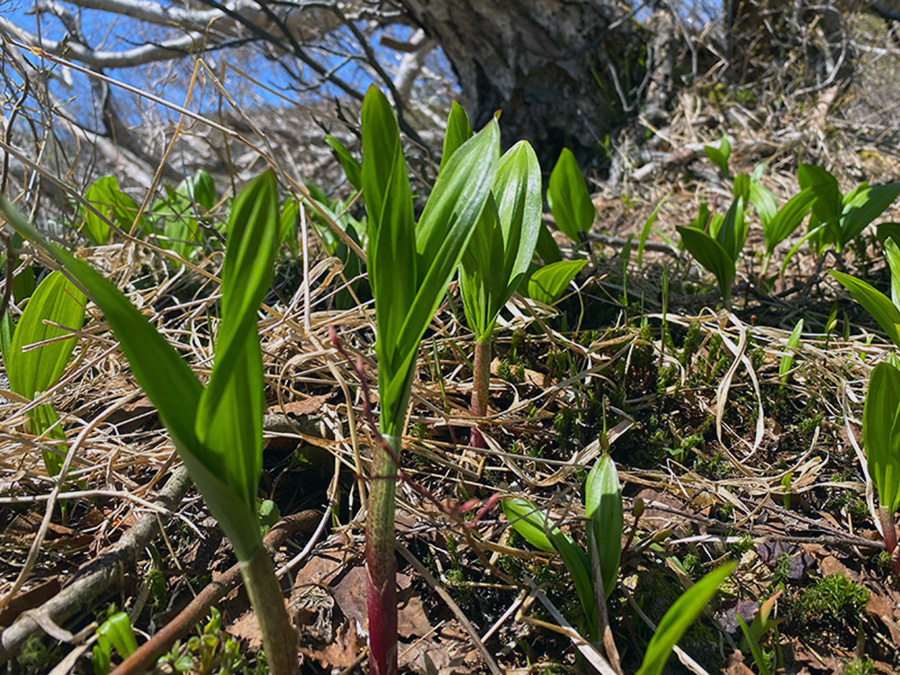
[
  {"left": 240, "top": 547, "right": 298, "bottom": 675},
  {"left": 470, "top": 338, "right": 492, "bottom": 449},
  {"left": 367, "top": 433, "right": 400, "bottom": 675}
]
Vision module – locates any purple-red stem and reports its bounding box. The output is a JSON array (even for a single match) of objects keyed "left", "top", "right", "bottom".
[
  {"left": 366, "top": 434, "right": 399, "bottom": 675},
  {"left": 470, "top": 339, "right": 491, "bottom": 449},
  {"left": 879, "top": 507, "right": 900, "bottom": 575}
]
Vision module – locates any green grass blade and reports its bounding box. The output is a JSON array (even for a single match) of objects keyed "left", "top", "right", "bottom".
[
  {"left": 636, "top": 562, "right": 736, "bottom": 675},
  {"left": 864, "top": 362, "right": 900, "bottom": 514},
  {"left": 547, "top": 148, "right": 595, "bottom": 241},
  {"left": 585, "top": 454, "right": 623, "bottom": 598},
  {"left": 7, "top": 270, "right": 85, "bottom": 400},
  {"left": 831, "top": 270, "right": 900, "bottom": 348},
  {"left": 636, "top": 196, "right": 668, "bottom": 268},
  {"left": 779, "top": 318, "right": 803, "bottom": 383}
]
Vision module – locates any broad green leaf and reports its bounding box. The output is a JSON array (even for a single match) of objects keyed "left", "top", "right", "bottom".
[
  {"left": 8, "top": 270, "right": 85, "bottom": 400},
  {"left": 196, "top": 171, "right": 279, "bottom": 514},
  {"left": 798, "top": 164, "right": 842, "bottom": 226},
  {"left": 779, "top": 318, "right": 803, "bottom": 383},
  {"left": 379, "top": 117, "right": 498, "bottom": 435},
  {"left": 703, "top": 136, "right": 731, "bottom": 176},
  {"left": 636, "top": 562, "right": 735, "bottom": 675},
  {"left": 502, "top": 497, "right": 554, "bottom": 552},
  {"left": 716, "top": 197, "right": 746, "bottom": 262},
  {"left": 831, "top": 271, "right": 900, "bottom": 348},
  {"left": 439, "top": 102, "right": 473, "bottom": 173},
  {"left": 749, "top": 182, "right": 777, "bottom": 226},
  {"left": 547, "top": 148, "right": 595, "bottom": 241},
  {"left": 885, "top": 238, "right": 900, "bottom": 309},
  {"left": 732, "top": 173, "right": 750, "bottom": 202},
  {"left": 585, "top": 454, "right": 623, "bottom": 598},
  {"left": 764, "top": 188, "right": 816, "bottom": 255},
  {"left": 459, "top": 140, "right": 541, "bottom": 341},
  {"left": 96, "top": 612, "right": 138, "bottom": 660},
  {"left": 178, "top": 170, "right": 216, "bottom": 211},
  {"left": 502, "top": 497, "right": 596, "bottom": 637},
  {"left": 362, "top": 85, "right": 417, "bottom": 390},
  {"left": 864, "top": 362, "right": 900, "bottom": 514},
  {"left": 842, "top": 183, "right": 900, "bottom": 243},
  {"left": 82, "top": 176, "right": 141, "bottom": 246},
  {"left": 526, "top": 259, "right": 586, "bottom": 305},
  {"left": 677, "top": 226, "right": 736, "bottom": 306},
  {"left": 325, "top": 135, "right": 363, "bottom": 192},
  {"left": 877, "top": 223, "right": 900, "bottom": 249},
  {"left": 637, "top": 196, "right": 668, "bottom": 268}
]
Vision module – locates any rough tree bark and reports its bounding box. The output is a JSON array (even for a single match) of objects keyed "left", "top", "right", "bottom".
[{"left": 399, "top": 0, "right": 647, "bottom": 164}]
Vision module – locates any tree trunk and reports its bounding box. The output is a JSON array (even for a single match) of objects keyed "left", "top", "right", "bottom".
[{"left": 399, "top": 0, "right": 646, "bottom": 165}]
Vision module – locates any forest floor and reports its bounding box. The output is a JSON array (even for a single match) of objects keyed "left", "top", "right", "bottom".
[{"left": 3, "top": 94, "right": 900, "bottom": 675}]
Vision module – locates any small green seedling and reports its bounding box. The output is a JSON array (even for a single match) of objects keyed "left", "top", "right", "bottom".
[
  {"left": 2, "top": 171, "right": 299, "bottom": 674},
  {"left": 749, "top": 184, "right": 817, "bottom": 276},
  {"left": 148, "top": 170, "right": 218, "bottom": 263},
  {"left": 779, "top": 318, "right": 803, "bottom": 383},
  {"left": 503, "top": 454, "right": 623, "bottom": 642},
  {"left": 445, "top": 103, "right": 543, "bottom": 448},
  {"left": 81, "top": 176, "right": 142, "bottom": 246},
  {"left": 92, "top": 611, "right": 137, "bottom": 675},
  {"left": 2, "top": 270, "right": 85, "bottom": 475},
  {"left": 547, "top": 148, "right": 596, "bottom": 243},
  {"left": 677, "top": 180, "right": 747, "bottom": 308},
  {"left": 703, "top": 135, "right": 731, "bottom": 177},
  {"left": 789, "top": 164, "right": 900, "bottom": 266},
  {"left": 361, "top": 87, "right": 500, "bottom": 675},
  {"left": 863, "top": 361, "right": 900, "bottom": 574}
]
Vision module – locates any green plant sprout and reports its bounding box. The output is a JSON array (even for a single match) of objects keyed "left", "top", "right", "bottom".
[
  {"left": 703, "top": 135, "right": 731, "bottom": 177},
  {"left": 677, "top": 177, "right": 748, "bottom": 308},
  {"left": 360, "top": 87, "right": 499, "bottom": 675},
  {"left": 503, "top": 454, "right": 624, "bottom": 642},
  {"left": 547, "top": 147, "right": 596, "bottom": 244},
  {"left": 1, "top": 171, "right": 299, "bottom": 674},
  {"left": 779, "top": 318, "right": 804, "bottom": 383},
  {"left": 147, "top": 169, "right": 218, "bottom": 263},
  {"left": 863, "top": 362, "right": 900, "bottom": 574},
  {"left": 443, "top": 102, "right": 542, "bottom": 448},
  {"left": 1, "top": 270, "right": 85, "bottom": 475},
  {"left": 749, "top": 184, "right": 817, "bottom": 278},
  {"left": 81, "top": 176, "right": 142, "bottom": 246},
  {"left": 787, "top": 164, "right": 900, "bottom": 267},
  {"left": 92, "top": 610, "right": 137, "bottom": 675}
]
